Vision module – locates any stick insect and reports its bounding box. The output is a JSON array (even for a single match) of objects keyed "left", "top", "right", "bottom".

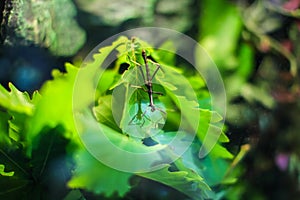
[{"left": 125, "top": 38, "right": 166, "bottom": 134}]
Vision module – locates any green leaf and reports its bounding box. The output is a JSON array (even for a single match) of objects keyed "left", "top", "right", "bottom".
[
  {"left": 0, "top": 83, "right": 41, "bottom": 146},
  {"left": 110, "top": 39, "right": 150, "bottom": 90},
  {"left": 69, "top": 110, "right": 171, "bottom": 197},
  {"left": 0, "top": 126, "right": 71, "bottom": 199},
  {"left": 7, "top": 112, "right": 28, "bottom": 143},
  {"left": 71, "top": 35, "right": 233, "bottom": 199},
  {"left": 0, "top": 83, "right": 39, "bottom": 115},
  {"left": 68, "top": 149, "right": 132, "bottom": 197},
  {"left": 160, "top": 90, "right": 231, "bottom": 159},
  {"left": 0, "top": 140, "right": 32, "bottom": 199},
  {"left": 0, "top": 111, "right": 11, "bottom": 145},
  {"left": 25, "top": 36, "right": 128, "bottom": 154},
  {"left": 25, "top": 64, "right": 80, "bottom": 154},
  {"left": 139, "top": 162, "right": 214, "bottom": 200},
  {"left": 237, "top": 43, "right": 254, "bottom": 79},
  {"left": 154, "top": 40, "right": 176, "bottom": 66},
  {"left": 63, "top": 190, "right": 85, "bottom": 200},
  {"left": 75, "top": 109, "right": 167, "bottom": 155},
  {"left": 225, "top": 43, "right": 255, "bottom": 99},
  {"left": 93, "top": 95, "right": 120, "bottom": 131},
  {"left": 30, "top": 126, "right": 71, "bottom": 185},
  {"left": 199, "top": 0, "right": 243, "bottom": 69},
  {"left": 73, "top": 110, "right": 222, "bottom": 199},
  {"left": 0, "top": 164, "right": 14, "bottom": 176},
  {"left": 197, "top": 109, "right": 232, "bottom": 159},
  {"left": 98, "top": 36, "right": 232, "bottom": 179},
  {"left": 96, "top": 69, "right": 119, "bottom": 96},
  {"left": 109, "top": 39, "right": 178, "bottom": 137},
  {"left": 181, "top": 142, "right": 231, "bottom": 187}
]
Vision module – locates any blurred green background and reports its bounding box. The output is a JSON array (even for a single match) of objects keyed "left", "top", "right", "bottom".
[{"left": 1, "top": 0, "right": 300, "bottom": 199}]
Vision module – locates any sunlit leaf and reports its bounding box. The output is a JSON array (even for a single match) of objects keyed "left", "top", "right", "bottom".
[
  {"left": 25, "top": 64, "right": 79, "bottom": 154},
  {"left": 0, "top": 83, "right": 39, "bottom": 115},
  {"left": 25, "top": 36, "right": 128, "bottom": 155},
  {"left": 0, "top": 111, "right": 11, "bottom": 145},
  {"left": 0, "top": 164, "right": 14, "bottom": 176},
  {"left": 0, "top": 33, "right": 236, "bottom": 199},
  {"left": 199, "top": 0, "right": 243, "bottom": 69},
  {"left": 93, "top": 95, "right": 120, "bottom": 131}
]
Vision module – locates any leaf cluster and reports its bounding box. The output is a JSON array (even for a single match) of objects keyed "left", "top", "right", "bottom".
[{"left": 0, "top": 36, "right": 234, "bottom": 199}]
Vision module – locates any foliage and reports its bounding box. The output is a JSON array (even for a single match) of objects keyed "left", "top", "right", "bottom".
[
  {"left": 0, "top": 36, "right": 234, "bottom": 199},
  {"left": 196, "top": 0, "right": 300, "bottom": 199},
  {"left": 1, "top": 0, "right": 300, "bottom": 199}
]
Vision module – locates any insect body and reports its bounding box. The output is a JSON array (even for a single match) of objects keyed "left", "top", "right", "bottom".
[
  {"left": 122, "top": 38, "right": 167, "bottom": 138},
  {"left": 141, "top": 49, "right": 163, "bottom": 112}
]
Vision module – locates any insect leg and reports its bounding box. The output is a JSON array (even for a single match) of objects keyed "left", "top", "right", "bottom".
[{"left": 148, "top": 61, "right": 163, "bottom": 82}]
